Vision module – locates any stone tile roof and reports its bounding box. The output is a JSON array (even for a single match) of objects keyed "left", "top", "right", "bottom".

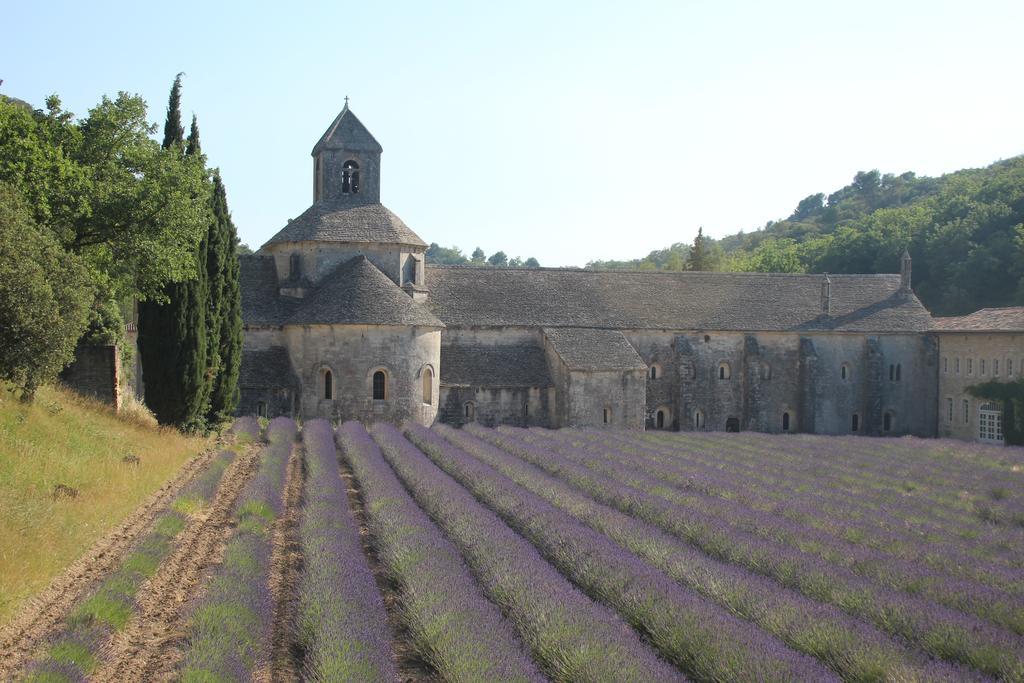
[
  {"left": 932, "top": 307, "right": 1024, "bottom": 332},
  {"left": 441, "top": 343, "right": 551, "bottom": 387},
  {"left": 263, "top": 201, "right": 426, "bottom": 248},
  {"left": 312, "top": 104, "right": 382, "bottom": 154},
  {"left": 286, "top": 256, "right": 443, "bottom": 328},
  {"left": 544, "top": 328, "right": 647, "bottom": 371},
  {"left": 239, "top": 346, "right": 298, "bottom": 388},
  {"left": 240, "top": 255, "right": 299, "bottom": 326},
  {"left": 426, "top": 266, "right": 933, "bottom": 333}
]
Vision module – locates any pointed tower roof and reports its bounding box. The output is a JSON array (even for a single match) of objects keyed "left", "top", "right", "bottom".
[{"left": 312, "top": 102, "right": 382, "bottom": 155}]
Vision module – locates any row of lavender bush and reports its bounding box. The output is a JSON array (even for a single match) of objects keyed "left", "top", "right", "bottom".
[
  {"left": 23, "top": 446, "right": 237, "bottom": 683},
  {"left": 557, "top": 429, "right": 1024, "bottom": 633},
  {"left": 179, "top": 416, "right": 296, "bottom": 681},
  {"left": 368, "top": 423, "right": 683, "bottom": 682},
  {"left": 506, "top": 427, "right": 1024, "bottom": 681},
  {"left": 336, "top": 421, "right": 544, "bottom": 682},
  {"left": 296, "top": 420, "right": 396, "bottom": 682},
  {"left": 405, "top": 424, "right": 835, "bottom": 682},
  {"left": 455, "top": 424, "right": 971, "bottom": 683},
  {"left": 637, "top": 430, "right": 1024, "bottom": 533},
  {"left": 598, "top": 429, "right": 1023, "bottom": 586}
]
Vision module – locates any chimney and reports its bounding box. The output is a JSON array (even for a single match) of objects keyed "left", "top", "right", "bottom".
[
  {"left": 900, "top": 248, "right": 912, "bottom": 291},
  {"left": 821, "top": 274, "right": 832, "bottom": 316}
]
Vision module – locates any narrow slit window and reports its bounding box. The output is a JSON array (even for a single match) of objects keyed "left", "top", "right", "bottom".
[
  {"left": 323, "top": 370, "right": 333, "bottom": 400},
  {"left": 603, "top": 407, "right": 611, "bottom": 424},
  {"left": 895, "top": 363, "right": 901, "bottom": 381},
  {"left": 372, "top": 370, "right": 386, "bottom": 400},
  {"left": 656, "top": 410, "right": 665, "bottom": 429},
  {"left": 883, "top": 412, "right": 893, "bottom": 432},
  {"left": 782, "top": 412, "right": 790, "bottom": 432},
  {"left": 422, "top": 367, "right": 433, "bottom": 405},
  {"left": 852, "top": 414, "right": 859, "bottom": 432}
]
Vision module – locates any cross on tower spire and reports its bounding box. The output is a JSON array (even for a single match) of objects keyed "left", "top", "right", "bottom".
[{"left": 344, "top": 95, "right": 349, "bottom": 107}]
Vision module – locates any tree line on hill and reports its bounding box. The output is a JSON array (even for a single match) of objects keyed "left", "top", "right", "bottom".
[
  {"left": 588, "top": 158, "right": 1024, "bottom": 316},
  {"left": 427, "top": 243, "right": 540, "bottom": 268},
  {"left": 0, "top": 76, "right": 242, "bottom": 431}
]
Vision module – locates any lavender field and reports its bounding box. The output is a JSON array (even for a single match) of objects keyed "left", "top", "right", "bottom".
[{"left": 22, "top": 420, "right": 1023, "bottom": 681}]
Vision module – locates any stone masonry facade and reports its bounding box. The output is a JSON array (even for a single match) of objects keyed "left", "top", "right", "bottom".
[{"left": 236, "top": 104, "right": 1022, "bottom": 443}]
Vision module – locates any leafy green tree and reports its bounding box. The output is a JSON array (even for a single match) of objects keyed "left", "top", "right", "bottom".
[
  {"left": 0, "top": 184, "right": 93, "bottom": 400},
  {"left": 426, "top": 242, "right": 469, "bottom": 265},
  {"left": 470, "top": 247, "right": 486, "bottom": 264},
  {"left": 524, "top": 257, "right": 540, "bottom": 268},
  {"left": 487, "top": 251, "right": 508, "bottom": 267}
]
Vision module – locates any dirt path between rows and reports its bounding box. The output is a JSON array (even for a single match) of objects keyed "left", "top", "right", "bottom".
[
  {"left": 0, "top": 446, "right": 220, "bottom": 680},
  {"left": 261, "top": 443, "right": 305, "bottom": 683},
  {"left": 91, "top": 443, "right": 262, "bottom": 682}
]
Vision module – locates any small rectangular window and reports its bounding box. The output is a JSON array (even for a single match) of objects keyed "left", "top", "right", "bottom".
[
  {"left": 980, "top": 359, "right": 986, "bottom": 375},
  {"left": 1009, "top": 359, "right": 1015, "bottom": 376},
  {"left": 963, "top": 399, "right": 970, "bottom": 425},
  {"left": 968, "top": 358, "right": 973, "bottom": 375},
  {"left": 993, "top": 359, "right": 999, "bottom": 376},
  {"left": 851, "top": 414, "right": 859, "bottom": 432},
  {"left": 943, "top": 357, "right": 948, "bottom": 374},
  {"left": 955, "top": 358, "right": 960, "bottom": 374},
  {"left": 946, "top": 398, "right": 953, "bottom": 425}
]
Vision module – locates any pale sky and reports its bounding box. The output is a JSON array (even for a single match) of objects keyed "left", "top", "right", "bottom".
[{"left": 3, "top": 1, "right": 1022, "bottom": 267}]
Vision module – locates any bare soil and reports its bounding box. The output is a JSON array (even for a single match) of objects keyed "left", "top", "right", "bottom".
[
  {"left": 91, "top": 443, "right": 262, "bottom": 682},
  {"left": 261, "top": 443, "right": 305, "bottom": 683},
  {"left": 338, "top": 457, "right": 437, "bottom": 683},
  {"left": 0, "top": 446, "right": 219, "bottom": 680}
]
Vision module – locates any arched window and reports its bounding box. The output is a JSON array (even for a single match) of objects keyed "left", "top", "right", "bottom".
[
  {"left": 656, "top": 409, "right": 665, "bottom": 429},
  {"left": 372, "top": 370, "right": 386, "bottom": 400},
  {"left": 782, "top": 412, "right": 790, "bottom": 431},
  {"left": 760, "top": 363, "right": 772, "bottom": 380},
  {"left": 422, "top": 367, "right": 433, "bottom": 405},
  {"left": 290, "top": 252, "right": 302, "bottom": 280},
  {"left": 841, "top": 363, "right": 850, "bottom": 381},
  {"left": 694, "top": 409, "right": 705, "bottom": 429},
  {"left": 883, "top": 411, "right": 893, "bottom": 432},
  {"left": 341, "top": 160, "right": 360, "bottom": 194},
  {"left": 718, "top": 362, "right": 731, "bottom": 380},
  {"left": 256, "top": 401, "right": 267, "bottom": 418},
  {"left": 851, "top": 413, "right": 860, "bottom": 432},
  {"left": 650, "top": 364, "right": 660, "bottom": 380},
  {"left": 464, "top": 401, "right": 475, "bottom": 421},
  {"left": 603, "top": 407, "right": 612, "bottom": 424},
  {"left": 323, "top": 370, "right": 333, "bottom": 400}
]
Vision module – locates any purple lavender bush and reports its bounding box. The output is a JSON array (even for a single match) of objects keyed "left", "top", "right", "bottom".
[
  {"left": 406, "top": 424, "right": 836, "bottom": 683},
  {"left": 370, "top": 423, "right": 684, "bottom": 683},
  {"left": 456, "top": 424, "right": 974, "bottom": 683},
  {"left": 507, "top": 427, "right": 1024, "bottom": 681},
  {"left": 337, "top": 421, "right": 544, "bottom": 682},
  {"left": 229, "top": 415, "right": 261, "bottom": 443},
  {"left": 297, "top": 420, "right": 397, "bottom": 682},
  {"left": 180, "top": 420, "right": 295, "bottom": 681}
]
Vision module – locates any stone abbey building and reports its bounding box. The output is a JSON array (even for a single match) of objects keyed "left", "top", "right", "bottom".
[{"left": 239, "top": 105, "right": 1021, "bottom": 442}]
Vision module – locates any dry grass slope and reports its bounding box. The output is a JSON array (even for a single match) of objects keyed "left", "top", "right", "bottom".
[{"left": 0, "top": 384, "right": 209, "bottom": 624}]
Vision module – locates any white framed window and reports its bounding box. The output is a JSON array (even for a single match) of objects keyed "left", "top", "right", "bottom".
[{"left": 978, "top": 407, "right": 1003, "bottom": 443}]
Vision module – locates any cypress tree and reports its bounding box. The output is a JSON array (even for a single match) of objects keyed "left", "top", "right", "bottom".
[
  {"left": 186, "top": 113, "right": 201, "bottom": 157},
  {"left": 163, "top": 73, "right": 185, "bottom": 150},
  {"left": 138, "top": 75, "right": 210, "bottom": 429},
  {"left": 207, "top": 173, "right": 243, "bottom": 422}
]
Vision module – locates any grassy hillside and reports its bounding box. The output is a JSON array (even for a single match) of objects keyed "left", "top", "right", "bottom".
[{"left": 0, "top": 384, "right": 208, "bottom": 624}]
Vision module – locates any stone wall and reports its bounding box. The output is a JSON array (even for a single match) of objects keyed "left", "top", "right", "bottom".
[
  {"left": 284, "top": 323, "right": 440, "bottom": 425},
  {"left": 266, "top": 240, "right": 423, "bottom": 289},
  {"left": 60, "top": 343, "right": 121, "bottom": 409},
  {"left": 438, "top": 386, "right": 552, "bottom": 428},
  {"left": 937, "top": 332, "right": 1022, "bottom": 441}
]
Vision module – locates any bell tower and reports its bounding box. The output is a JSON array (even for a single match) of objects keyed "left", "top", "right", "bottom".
[{"left": 311, "top": 99, "right": 383, "bottom": 203}]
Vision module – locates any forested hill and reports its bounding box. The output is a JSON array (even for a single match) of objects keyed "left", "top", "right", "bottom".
[{"left": 587, "top": 156, "right": 1024, "bottom": 316}]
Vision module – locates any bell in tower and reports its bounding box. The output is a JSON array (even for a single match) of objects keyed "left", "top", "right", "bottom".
[{"left": 311, "top": 99, "right": 383, "bottom": 203}]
